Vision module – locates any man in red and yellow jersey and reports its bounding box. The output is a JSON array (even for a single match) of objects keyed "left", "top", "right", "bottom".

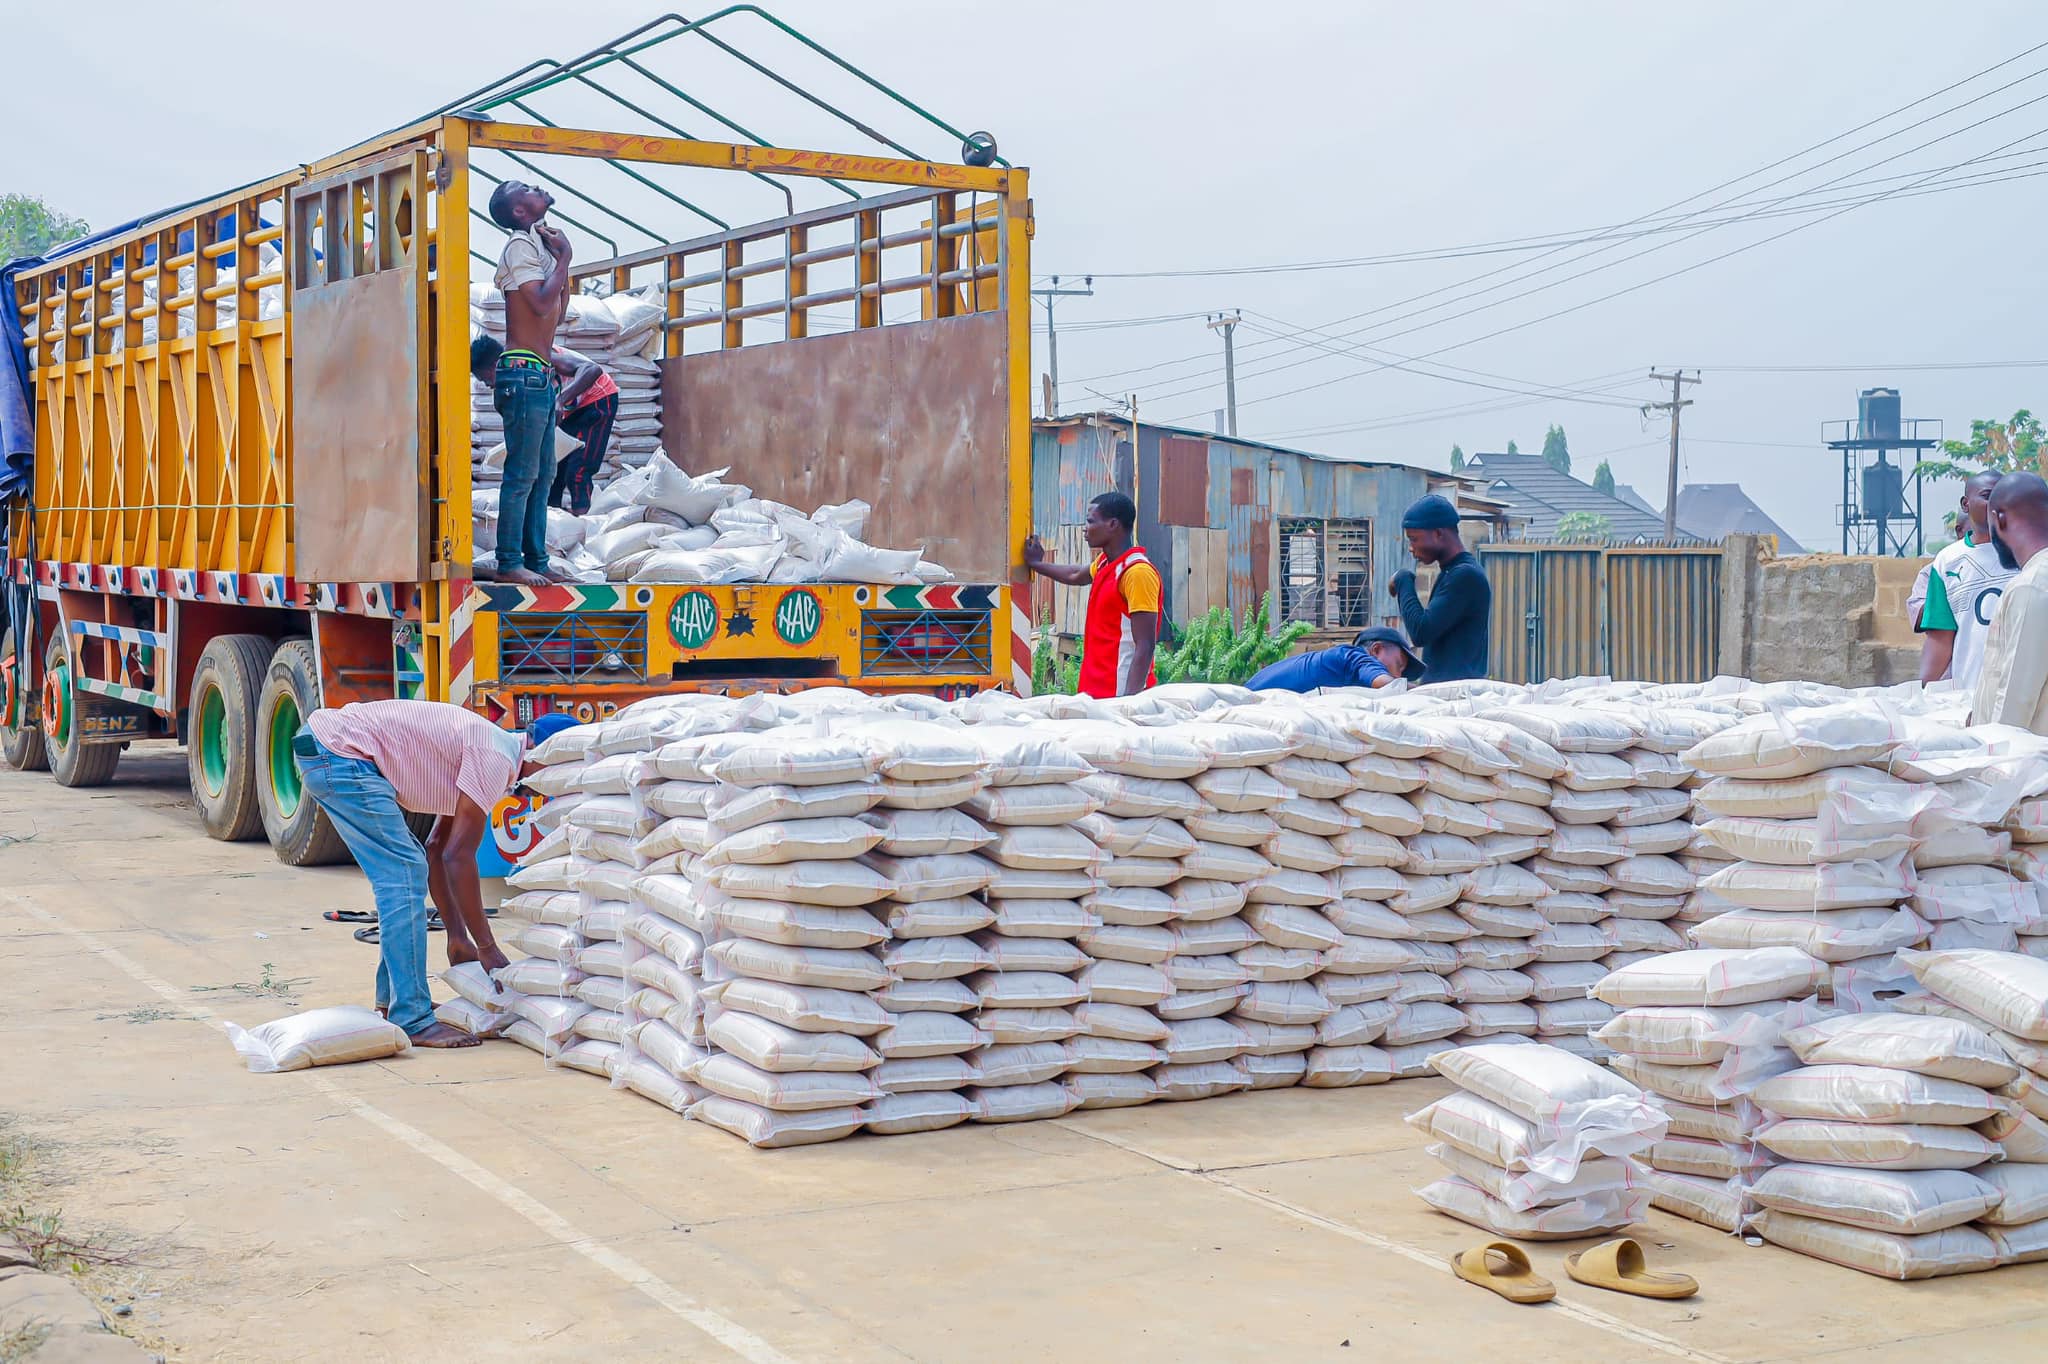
[{"left": 1025, "top": 491, "right": 1161, "bottom": 698}]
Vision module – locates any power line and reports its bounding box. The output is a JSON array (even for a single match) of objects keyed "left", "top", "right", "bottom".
[
  {"left": 1260, "top": 372, "right": 1650, "bottom": 442},
  {"left": 1230, "top": 314, "right": 1646, "bottom": 411},
  {"left": 1160, "top": 113, "right": 2048, "bottom": 420},
  {"left": 1069, "top": 45, "right": 2048, "bottom": 392},
  {"left": 1032, "top": 309, "right": 1213, "bottom": 334},
  {"left": 1703, "top": 359, "right": 2048, "bottom": 373},
  {"left": 1062, "top": 151, "right": 2048, "bottom": 395},
  {"left": 1055, "top": 141, "right": 2048, "bottom": 282}
]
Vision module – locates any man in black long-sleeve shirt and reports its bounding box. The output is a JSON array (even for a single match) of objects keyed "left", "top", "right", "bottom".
[{"left": 1388, "top": 494, "right": 1491, "bottom": 682}]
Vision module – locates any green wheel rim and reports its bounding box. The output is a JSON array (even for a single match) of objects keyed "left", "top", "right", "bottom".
[
  {"left": 45, "top": 662, "right": 70, "bottom": 748},
  {"left": 197, "top": 683, "right": 228, "bottom": 798},
  {"left": 268, "top": 694, "right": 302, "bottom": 819}
]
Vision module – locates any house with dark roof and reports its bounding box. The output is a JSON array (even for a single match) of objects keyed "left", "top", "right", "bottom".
[
  {"left": 1674, "top": 483, "right": 1804, "bottom": 552},
  {"left": 1463, "top": 451, "right": 1702, "bottom": 543}
]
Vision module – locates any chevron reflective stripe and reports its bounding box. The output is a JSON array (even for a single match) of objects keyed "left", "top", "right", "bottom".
[
  {"left": 73, "top": 675, "right": 168, "bottom": 712},
  {"left": 69, "top": 620, "right": 167, "bottom": 649},
  {"left": 446, "top": 586, "right": 477, "bottom": 710},
  {"left": 878, "top": 584, "right": 998, "bottom": 610},
  {"left": 479, "top": 583, "right": 627, "bottom": 613},
  {"left": 1010, "top": 583, "right": 1033, "bottom": 696}
]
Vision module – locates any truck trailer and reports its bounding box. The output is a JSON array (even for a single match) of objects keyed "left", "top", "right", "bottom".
[{"left": 0, "top": 12, "right": 1034, "bottom": 870}]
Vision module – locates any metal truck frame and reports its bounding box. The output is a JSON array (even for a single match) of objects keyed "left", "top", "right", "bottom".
[{"left": 2, "top": 34, "right": 1033, "bottom": 870}]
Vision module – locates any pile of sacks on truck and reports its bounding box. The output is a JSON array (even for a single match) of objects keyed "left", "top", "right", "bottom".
[
  {"left": 468, "top": 284, "right": 948, "bottom": 586},
  {"left": 439, "top": 671, "right": 2048, "bottom": 1275}
]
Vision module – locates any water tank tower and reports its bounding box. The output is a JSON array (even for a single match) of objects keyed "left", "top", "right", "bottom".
[{"left": 1824, "top": 388, "right": 1939, "bottom": 556}]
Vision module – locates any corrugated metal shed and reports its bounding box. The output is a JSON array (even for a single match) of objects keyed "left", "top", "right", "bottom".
[{"left": 1030, "top": 414, "right": 1448, "bottom": 640}]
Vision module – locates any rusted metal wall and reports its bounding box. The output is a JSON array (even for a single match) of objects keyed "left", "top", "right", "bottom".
[
  {"left": 1031, "top": 417, "right": 1431, "bottom": 636},
  {"left": 1480, "top": 540, "right": 1724, "bottom": 683}
]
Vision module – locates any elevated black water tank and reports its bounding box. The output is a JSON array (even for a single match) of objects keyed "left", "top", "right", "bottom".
[
  {"left": 1862, "top": 458, "right": 1906, "bottom": 519},
  {"left": 1859, "top": 387, "right": 1902, "bottom": 443}
]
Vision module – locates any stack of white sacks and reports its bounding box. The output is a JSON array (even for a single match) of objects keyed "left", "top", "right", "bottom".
[
  {"left": 469, "top": 285, "right": 665, "bottom": 487},
  {"left": 467, "top": 284, "right": 950, "bottom": 587},
  {"left": 1740, "top": 993, "right": 2023, "bottom": 1279},
  {"left": 1406, "top": 1042, "right": 1665, "bottom": 1239},
  {"left": 1686, "top": 705, "right": 2048, "bottom": 1004},
  {"left": 1590, "top": 946, "right": 1829, "bottom": 1233},
  {"left": 1474, "top": 702, "right": 1702, "bottom": 1063},
  {"left": 435, "top": 676, "right": 2048, "bottom": 1160}
]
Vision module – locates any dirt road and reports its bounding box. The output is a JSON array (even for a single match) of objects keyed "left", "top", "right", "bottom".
[{"left": 5, "top": 745, "right": 2048, "bottom": 1362}]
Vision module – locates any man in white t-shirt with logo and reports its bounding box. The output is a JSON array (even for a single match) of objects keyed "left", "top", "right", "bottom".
[{"left": 1920, "top": 471, "right": 2013, "bottom": 688}]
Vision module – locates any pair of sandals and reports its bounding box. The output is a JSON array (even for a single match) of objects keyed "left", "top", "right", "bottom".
[{"left": 1451, "top": 1237, "right": 1696, "bottom": 1305}]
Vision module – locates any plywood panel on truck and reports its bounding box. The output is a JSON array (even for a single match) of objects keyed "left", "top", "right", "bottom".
[
  {"left": 287, "top": 157, "right": 432, "bottom": 584},
  {"left": 661, "top": 312, "right": 1009, "bottom": 583}
]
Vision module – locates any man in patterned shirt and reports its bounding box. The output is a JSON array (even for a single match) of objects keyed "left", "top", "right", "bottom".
[{"left": 292, "top": 701, "right": 574, "bottom": 1047}]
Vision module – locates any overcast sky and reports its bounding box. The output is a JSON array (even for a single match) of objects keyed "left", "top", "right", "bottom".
[{"left": 11, "top": 0, "right": 2045, "bottom": 551}]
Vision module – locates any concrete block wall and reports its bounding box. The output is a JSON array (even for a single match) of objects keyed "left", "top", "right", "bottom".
[{"left": 1719, "top": 534, "right": 1928, "bottom": 688}]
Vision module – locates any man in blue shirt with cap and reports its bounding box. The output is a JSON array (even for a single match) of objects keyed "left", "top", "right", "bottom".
[
  {"left": 1249, "top": 627, "right": 1421, "bottom": 692},
  {"left": 1389, "top": 493, "right": 1491, "bottom": 682}
]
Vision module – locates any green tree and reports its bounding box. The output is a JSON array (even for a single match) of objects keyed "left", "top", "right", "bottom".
[
  {"left": 1542, "top": 424, "right": 1571, "bottom": 475},
  {"left": 1505, "top": 439, "right": 1520, "bottom": 456},
  {"left": 1555, "top": 511, "right": 1611, "bottom": 543},
  {"left": 0, "top": 194, "right": 89, "bottom": 263},
  {"left": 1915, "top": 409, "right": 2044, "bottom": 483},
  {"left": 1592, "top": 459, "right": 1615, "bottom": 497},
  {"left": 1449, "top": 444, "right": 1465, "bottom": 471}
]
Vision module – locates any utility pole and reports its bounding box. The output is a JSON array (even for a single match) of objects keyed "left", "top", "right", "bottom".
[
  {"left": 1031, "top": 274, "right": 1093, "bottom": 416},
  {"left": 1645, "top": 369, "right": 1700, "bottom": 540},
  {"left": 1207, "top": 310, "right": 1242, "bottom": 436}
]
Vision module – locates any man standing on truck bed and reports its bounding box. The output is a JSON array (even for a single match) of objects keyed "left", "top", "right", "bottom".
[
  {"left": 292, "top": 702, "right": 572, "bottom": 1048},
  {"left": 1024, "top": 492, "right": 1161, "bottom": 699},
  {"left": 488, "top": 180, "right": 575, "bottom": 587},
  {"left": 470, "top": 336, "right": 619, "bottom": 516},
  {"left": 1389, "top": 493, "right": 1491, "bottom": 683}
]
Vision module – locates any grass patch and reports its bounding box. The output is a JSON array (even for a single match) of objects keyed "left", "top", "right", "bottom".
[
  {"left": 0, "top": 1321, "right": 53, "bottom": 1364},
  {"left": 190, "top": 962, "right": 311, "bottom": 1004},
  {"left": 94, "top": 1006, "right": 189, "bottom": 1026}
]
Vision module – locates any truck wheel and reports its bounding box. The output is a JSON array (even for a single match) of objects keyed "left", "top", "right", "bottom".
[
  {"left": 257, "top": 638, "right": 348, "bottom": 865},
  {"left": 187, "top": 634, "right": 275, "bottom": 840},
  {"left": 42, "top": 634, "right": 122, "bottom": 787},
  {"left": 1, "top": 625, "right": 47, "bottom": 771}
]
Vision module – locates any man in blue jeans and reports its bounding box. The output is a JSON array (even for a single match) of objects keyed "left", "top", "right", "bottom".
[
  {"left": 487, "top": 179, "right": 574, "bottom": 587},
  {"left": 293, "top": 701, "right": 577, "bottom": 1048}
]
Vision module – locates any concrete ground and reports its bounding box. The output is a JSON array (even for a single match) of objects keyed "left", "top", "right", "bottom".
[{"left": 5, "top": 744, "right": 2048, "bottom": 1363}]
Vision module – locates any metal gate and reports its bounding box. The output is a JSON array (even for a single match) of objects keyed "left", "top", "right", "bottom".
[{"left": 1479, "top": 542, "right": 1723, "bottom": 683}]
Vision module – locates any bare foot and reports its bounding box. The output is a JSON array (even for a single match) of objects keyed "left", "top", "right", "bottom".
[
  {"left": 471, "top": 563, "right": 503, "bottom": 583},
  {"left": 502, "top": 567, "right": 551, "bottom": 588},
  {"left": 409, "top": 1021, "right": 483, "bottom": 1049},
  {"left": 376, "top": 1004, "right": 389, "bottom": 1019}
]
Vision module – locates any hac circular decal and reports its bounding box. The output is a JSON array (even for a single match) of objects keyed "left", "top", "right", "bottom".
[
  {"left": 774, "top": 589, "right": 822, "bottom": 646},
  {"left": 669, "top": 590, "right": 719, "bottom": 650}
]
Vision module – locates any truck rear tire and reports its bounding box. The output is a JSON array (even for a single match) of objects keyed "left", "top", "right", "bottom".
[
  {"left": 1, "top": 625, "right": 47, "bottom": 772},
  {"left": 43, "top": 634, "right": 122, "bottom": 788},
  {"left": 257, "top": 639, "right": 348, "bottom": 865},
  {"left": 187, "top": 634, "right": 275, "bottom": 841}
]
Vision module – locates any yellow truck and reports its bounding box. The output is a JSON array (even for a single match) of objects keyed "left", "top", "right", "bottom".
[{"left": 0, "top": 12, "right": 1033, "bottom": 869}]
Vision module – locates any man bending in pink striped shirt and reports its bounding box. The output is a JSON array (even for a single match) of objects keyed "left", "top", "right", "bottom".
[{"left": 292, "top": 700, "right": 567, "bottom": 1048}]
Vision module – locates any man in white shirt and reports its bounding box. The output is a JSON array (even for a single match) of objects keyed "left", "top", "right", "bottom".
[
  {"left": 1920, "top": 471, "right": 2013, "bottom": 689},
  {"left": 1971, "top": 473, "right": 2048, "bottom": 734}
]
